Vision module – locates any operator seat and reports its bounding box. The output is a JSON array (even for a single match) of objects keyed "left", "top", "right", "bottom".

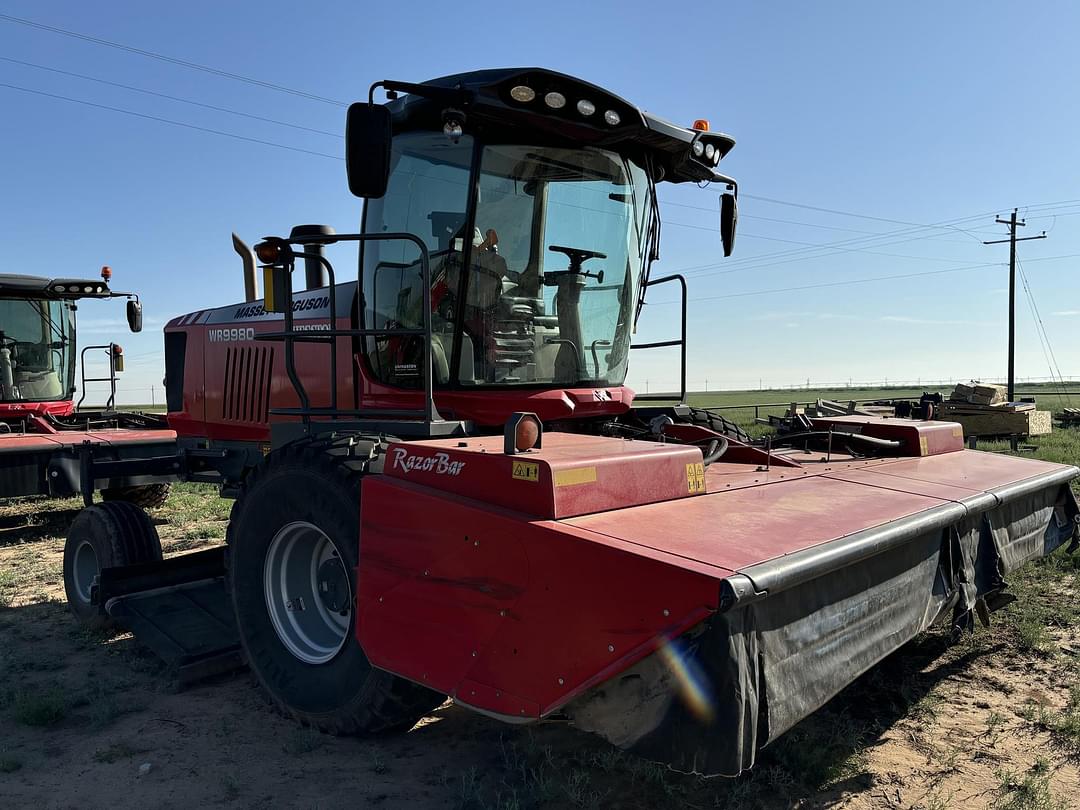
[{"left": 16, "top": 370, "right": 62, "bottom": 399}]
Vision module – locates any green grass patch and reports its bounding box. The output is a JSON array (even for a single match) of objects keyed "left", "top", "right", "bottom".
[
  {"left": 93, "top": 741, "right": 143, "bottom": 764},
  {"left": 993, "top": 759, "right": 1067, "bottom": 810},
  {"left": 11, "top": 687, "right": 69, "bottom": 727},
  {"left": 282, "top": 727, "right": 323, "bottom": 756},
  {"left": 0, "top": 569, "right": 16, "bottom": 608},
  {"left": 1032, "top": 685, "right": 1080, "bottom": 756}
]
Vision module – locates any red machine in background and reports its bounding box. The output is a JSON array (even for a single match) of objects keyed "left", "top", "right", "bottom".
[
  {"left": 62, "top": 68, "right": 1079, "bottom": 777},
  {"left": 0, "top": 269, "right": 175, "bottom": 507}
]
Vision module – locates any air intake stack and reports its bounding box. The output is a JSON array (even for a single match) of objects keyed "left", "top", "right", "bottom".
[{"left": 290, "top": 224, "right": 336, "bottom": 290}]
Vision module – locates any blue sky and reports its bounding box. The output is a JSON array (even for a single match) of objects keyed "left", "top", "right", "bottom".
[{"left": 2, "top": 0, "right": 1078, "bottom": 402}]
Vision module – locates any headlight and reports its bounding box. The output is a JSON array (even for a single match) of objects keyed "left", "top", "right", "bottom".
[
  {"left": 704, "top": 143, "right": 716, "bottom": 160},
  {"left": 510, "top": 85, "right": 535, "bottom": 103},
  {"left": 83, "top": 286, "right": 94, "bottom": 293},
  {"left": 576, "top": 99, "right": 596, "bottom": 116},
  {"left": 544, "top": 92, "right": 566, "bottom": 109},
  {"left": 54, "top": 285, "right": 66, "bottom": 292},
  {"left": 692, "top": 140, "right": 704, "bottom": 157},
  {"left": 604, "top": 109, "right": 621, "bottom": 126},
  {"left": 713, "top": 151, "right": 721, "bottom": 166}
]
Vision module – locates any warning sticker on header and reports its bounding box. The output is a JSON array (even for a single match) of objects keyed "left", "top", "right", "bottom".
[
  {"left": 511, "top": 460, "right": 540, "bottom": 482},
  {"left": 686, "top": 462, "right": 706, "bottom": 494}
]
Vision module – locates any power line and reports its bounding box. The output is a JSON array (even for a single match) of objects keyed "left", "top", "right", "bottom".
[
  {"left": 671, "top": 198, "right": 1080, "bottom": 277},
  {"left": 0, "top": 82, "right": 343, "bottom": 161},
  {"left": 665, "top": 210, "right": 999, "bottom": 277},
  {"left": 1016, "top": 255, "right": 1071, "bottom": 404},
  {"left": 662, "top": 217, "right": 994, "bottom": 268},
  {"left": 650, "top": 261, "right": 1002, "bottom": 303},
  {"left": 0, "top": 78, "right": 1012, "bottom": 277},
  {"left": 645, "top": 252, "right": 1080, "bottom": 305},
  {"left": 740, "top": 192, "right": 987, "bottom": 242},
  {"left": 0, "top": 56, "right": 343, "bottom": 138},
  {"left": 0, "top": 76, "right": 1013, "bottom": 277},
  {"left": 662, "top": 197, "right": 991, "bottom": 242},
  {"left": 0, "top": 13, "right": 346, "bottom": 106}
]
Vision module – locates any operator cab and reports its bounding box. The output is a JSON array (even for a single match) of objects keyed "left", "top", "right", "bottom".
[
  {"left": 350, "top": 68, "right": 737, "bottom": 398},
  {"left": 362, "top": 136, "right": 652, "bottom": 389},
  {"left": 0, "top": 272, "right": 141, "bottom": 409},
  {"left": 252, "top": 68, "right": 736, "bottom": 432}
]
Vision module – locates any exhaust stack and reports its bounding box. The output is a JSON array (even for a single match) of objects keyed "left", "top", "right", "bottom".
[
  {"left": 232, "top": 233, "right": 259, "bottom": 302},
  {"left": 290, "top": 224, "right": 336, "bottom": 290}
]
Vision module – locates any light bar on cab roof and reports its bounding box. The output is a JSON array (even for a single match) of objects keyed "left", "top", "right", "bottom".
[
  {"left": 690, "top": 131, "right": 727, "bottom": 169},
  {"left": 49, "top": 279, "right": 112, "bottom": 297},
  {"left": 506, "top": 75, "right": 627, "bottom": 130}
]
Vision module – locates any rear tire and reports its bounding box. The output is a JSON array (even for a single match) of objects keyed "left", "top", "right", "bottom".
[
  {"left": 101, "top": 483, "right": 172, "bottom": 509},
  {"left": 63, "top": 501, "right": 163, "bottom": 627},
  {"left": 686, "top": 407, "right": 751, "bottom": 443},
  {"left": 227, "top": 442, "right": 445, "bottom": 734}
]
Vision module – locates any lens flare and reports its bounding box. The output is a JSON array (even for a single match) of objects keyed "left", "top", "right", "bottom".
[{"left": 656, "top": 637, "right": 715, "bottom": 723}]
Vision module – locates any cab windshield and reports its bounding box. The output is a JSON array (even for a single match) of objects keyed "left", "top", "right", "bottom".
[
  {"left": 0, "top": 298, "right": 74, "bottom": 401},
  {"left": 361, "top": 133, "right": 652, "bottom": 389}
]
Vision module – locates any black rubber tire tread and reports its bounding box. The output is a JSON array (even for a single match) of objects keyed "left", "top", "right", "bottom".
[
  {"left": 686, "top": 407, "right": 752, "bottom": 443},
  {"left": 101, "top": 483, "right": 172, "bottom": 510},
  {"left": 63, "top": 501, "right": 163, "bottom": 627},
  {"left": 226, "top": 439, "right": 445, "bottom": 735}
]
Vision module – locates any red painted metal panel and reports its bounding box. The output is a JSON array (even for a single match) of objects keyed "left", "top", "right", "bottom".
[
  {"left": 565, "top": 475, "right": 948, "bottom": 573},
  {"left": 811, "top": 416, "right": 964, "bottom": 456},
  {"left": 0, "top": 428, "right": 175, "bottom": 454},
  {"left": 0, "top": 401, "right": 75, "bottom": 419},
  {"left": 858, "top": 449, "right": 1070, "bottom": 491},
  {"left": 384, "top": 433, "right": 705, "bottom": 519},
  {"left": 356, "top": 376, "right": 635, "bottom": 427},
  {"left": 357, "top": 476, "right": 720, "bottom": 718},
  {"left": 822, "top": 467, "right": 987, "bottom": 502},
  {"left": 0, "top": 434, "right": 69, "bottom": 452}
]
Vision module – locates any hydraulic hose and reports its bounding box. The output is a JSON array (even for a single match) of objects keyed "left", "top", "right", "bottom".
[{"left": 701, "top": 436, "right": 730, "bottom": 467}]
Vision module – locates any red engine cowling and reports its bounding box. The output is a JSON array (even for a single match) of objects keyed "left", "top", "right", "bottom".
[{"left": 163, "top": 282, "right": 635, "bottom": 443}]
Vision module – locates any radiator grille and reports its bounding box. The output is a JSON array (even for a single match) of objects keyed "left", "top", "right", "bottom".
[{"left": 222, "top": 346, "right": 274, "bottom": 423}]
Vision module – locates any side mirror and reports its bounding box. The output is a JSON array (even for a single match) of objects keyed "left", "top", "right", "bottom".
[
  {"left": 126, "top": 299, "right": 143, "bottom": 333},
  {"left": 720, "top": 192, "right": 738, "bottom": 257},
  {"left": 345, "top": 102, "right": 392, "bottom": 198}
]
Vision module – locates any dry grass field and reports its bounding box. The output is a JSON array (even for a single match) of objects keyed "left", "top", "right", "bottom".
[{"left": 1, "top": 394, "right": 1079, "bottom": 809}]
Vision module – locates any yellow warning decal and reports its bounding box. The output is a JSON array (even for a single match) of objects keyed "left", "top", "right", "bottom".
[
  {"left": 952, "top": 426, "right": 963, "bottom": 439},
  {"left": 511, "top": 460, "right": 540, "bottom": 482},
  {"left": 686, "top": 462, "right": 706, "bottom": 493},
  {"left": 554, "top": 466, "right": 597, "bottom": 487},
  {"left": 919, "top": 437, "right": 929, "bottom": 456}
]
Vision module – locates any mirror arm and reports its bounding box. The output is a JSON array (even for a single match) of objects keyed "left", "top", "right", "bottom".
[
  {"left": 368, "top": 79, "right": 471, "bottom": 106},
  {"left": 711, "top": 174, "right": 738, "bottom": 194}
]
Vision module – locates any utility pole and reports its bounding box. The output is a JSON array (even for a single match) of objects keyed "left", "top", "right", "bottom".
[{"left": 984, "top": 209, "right": 1046, "bottom": 401}]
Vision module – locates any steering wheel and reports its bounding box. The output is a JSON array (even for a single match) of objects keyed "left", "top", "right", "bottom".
[
  {"left": 546, "top": 244, "right": 606, "bottom": 285},
  {"left": 548, "top": 245, "right": 605, "bottom": 271}
]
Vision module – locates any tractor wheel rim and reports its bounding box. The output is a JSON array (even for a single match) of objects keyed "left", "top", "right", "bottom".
[
  {"left": 263, "top": 521, "right": 352, "bottom": 665},
  {"left": 72, "top": 540, "right": 99, "bottom": 605}
]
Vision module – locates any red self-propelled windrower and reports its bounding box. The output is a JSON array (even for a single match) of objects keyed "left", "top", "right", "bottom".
[{"left": 60, "top": 67, "right": 1079, "bottom": 776}]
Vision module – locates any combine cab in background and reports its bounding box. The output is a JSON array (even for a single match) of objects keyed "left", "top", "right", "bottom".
[
  {"left": 0, "top": 270, "right": 176, "bottom": 507},
  {"left": 61, "top": 68, "right": 1079, "bottom": 777}
]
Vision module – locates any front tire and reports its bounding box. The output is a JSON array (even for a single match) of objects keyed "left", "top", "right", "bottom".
[
  {"left": 63, "top": 501, "right": 163, "bottom": 627},
  {"left": 227, "top": 442, "right": 444, "bottom": 734}
]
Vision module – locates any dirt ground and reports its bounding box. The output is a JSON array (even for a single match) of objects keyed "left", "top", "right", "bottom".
[{"left": 1, "top": 486, "right": 1078, "bottom": 810}]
